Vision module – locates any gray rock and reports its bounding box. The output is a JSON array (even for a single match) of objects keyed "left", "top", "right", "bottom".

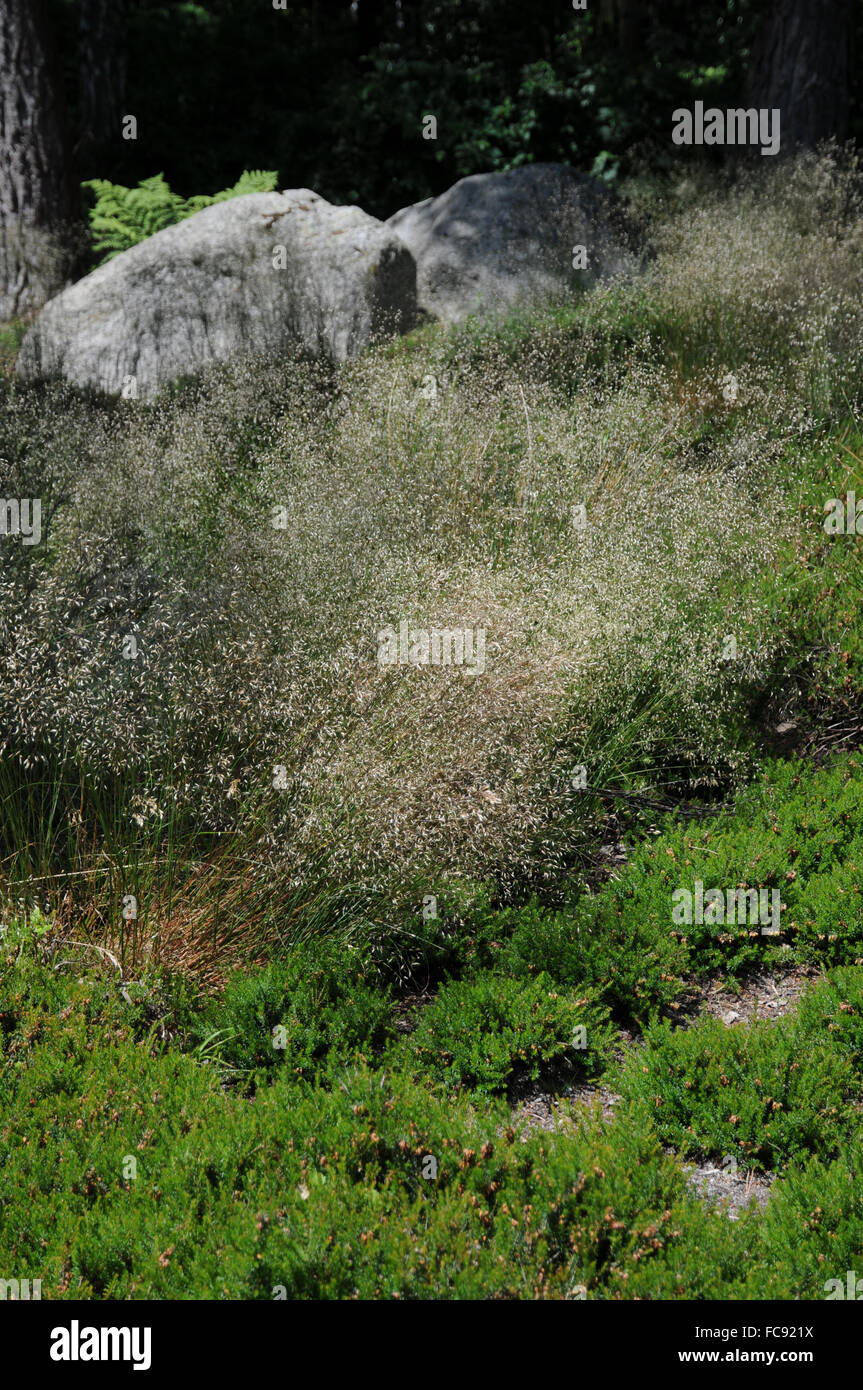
[
  {"left": 386, "top": 164, "right": 636, "bottom": 324},
  {"left": 17, "top": 190, "right": 417, "bottom": 398}
]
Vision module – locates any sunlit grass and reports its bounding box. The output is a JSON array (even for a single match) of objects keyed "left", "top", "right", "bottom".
[{"left": 1, "top": 148, "right": 862, "bottom": 974}]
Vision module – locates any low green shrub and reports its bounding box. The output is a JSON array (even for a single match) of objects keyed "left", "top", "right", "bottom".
[
  {"left": 405, "top": 970, "right": 614, "bottom": 1096},
  {"left": 794, "top": 967, "right": 863, "bottom": 1073},
  {"left": 0, "top": 914, "right": 204, "bottom": 1083},
  {"left": 500, "top": 755, "right": 863, "bottom": 1011},
  {"left": 198, "top": 937, "right": 393, "bottom": 1079},
  {"left": 751, "top": 1135, "right": 863, "bottom": 1299},
  {"left": 495, "top": 895, "right": 687, "bottom": 1021},
  {"left": 3, "top": 940, "right": 861, "bottom": 1300},
  {"left": 637, "top": 755, "right": 863, "bottom": 972},
  {"left": 618, "top": 974, "right": 863, "bottom": 1170},
  {"left": 408, "top": 748, "right": 863, "bottom": 1018},
  {"left": 0, "top": 1014, "right": 747, "bottom": 1300}
]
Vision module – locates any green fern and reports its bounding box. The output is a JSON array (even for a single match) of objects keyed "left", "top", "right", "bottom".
[
  {"left": 184, "top": 169, "right": 280, "bottom": 213},
  {"left": 83, "top": 169, "right": 279, "bottom": 263}
]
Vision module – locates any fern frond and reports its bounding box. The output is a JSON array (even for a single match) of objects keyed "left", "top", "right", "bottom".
[{"left": 83, "top": 171, "right": 280, "bottom": 264}]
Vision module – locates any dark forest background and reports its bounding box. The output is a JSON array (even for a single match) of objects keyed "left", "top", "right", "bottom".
[
  {"left": 38, "top": 0, "right": 863, "bottom": 218},
  {"left": 0, "top": 1, "right": 860, "bottom": 321}
]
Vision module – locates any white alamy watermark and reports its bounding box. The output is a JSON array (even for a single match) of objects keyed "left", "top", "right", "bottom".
[
  {"left": 0, "top": 498, "right": 41, "bottom": 545},
  {"left": 0, "top": 1277, "right": 41, "bottom": 1300},
  {"left": 50, "top": 1322, "right": 151, "bottom": 1370},
  {"left": 824, "top": 492, "right": 863, "bottom": 534},
  {"left": 377, "top": 622, "right": 487, "bottom": 675},
  {"left": 672, "top": 102, "right": 780, "bottom": 157},
  {"left": 672, "top": 880, "right": 781, "bottom": 935},
  {"left": 824, "top": 1271, "right": 863, "bottom": 1300},
  {"left": 721, "top": 372, "right": 739, "bottom": 404}
]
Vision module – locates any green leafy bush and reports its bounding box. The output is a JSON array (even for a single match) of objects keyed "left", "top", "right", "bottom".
[
  {"left": 198, "top": 937, "right": 393, "bottom": 1079},
  {"left": 495, "top": 896, "right": 687, "bottom": 1021},
  {"left": 82, "top": 169, "right": 279, "bottom": 262},
  {"left": 794, "top": 967, "right": 863, "bottom": 1073},
  {"left": 751, "top": 1135, "right": 863, "bottom": 1299},
  {"left": 496, "top": 755, "right": 863, "bottom": 1016},
  {"left": 387, "top": 750, "right": 863, "bottom": 1022},
  {"left": 615, "top": 755, "right": 863, "bottom": 975},
  {"left": 0, "top": 926, "right": 201, "bottom": 1102},
  {"left": 406, "top": 970, "right": 614, "bottom": 1096},
  {"left": 0, "top": 1005, "right": 745, "bottom": 1300},
  {"left": 618, "top": 974, "right": 863, "bottom": 1170},
  {"left": 3, "top": 944, "right": 862, "bottom": 1300}
]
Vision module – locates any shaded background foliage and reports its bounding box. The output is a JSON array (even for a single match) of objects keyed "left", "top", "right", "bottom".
[{"left": 45, "top": 0, "right": 862, "bottom": 222}]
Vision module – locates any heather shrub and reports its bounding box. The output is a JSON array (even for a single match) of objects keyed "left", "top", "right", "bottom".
[
  {"left": 793, "top": 968, "right": 863, "bottom": 1074},
  {"left": 406, "top": 971, "right": 614, "bottom": 1095},
  {"left": 664, "top": 755, "right": 863, "bottom": 972},
  {"left": 481, "top": 754, "right": 863, "bottom": 1019},
  {"left": 0, "top": 918, "right": 201, "bottom": 1097},
  {"left": 0, "top": 998, "right": 746, "bottom": 1300},
  {"left": 527, "top": 1101, "right": 753, "bottom": 1300},
  {"left": 751, "top": 1136, "right": 863, "bottom": 1299},
  {"left": 4, "top": 940, "right": 861, "bottom": 1300},
  {"left": 494, "top": 895, "right": 687, "bottom": 1020},
  {"left": 504, "top": 754, "right": 863, "bottom": 1003},
  {"left": 199, "top": 937, "right": 393, "bottom": 1079},
  {"left": 618, "top": 974, "right": 863, "bottom": 1170}
]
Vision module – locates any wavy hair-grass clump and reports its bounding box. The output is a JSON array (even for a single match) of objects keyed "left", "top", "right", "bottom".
[{"left": 0, "top": 149, "right": 858, "bottom": 964}]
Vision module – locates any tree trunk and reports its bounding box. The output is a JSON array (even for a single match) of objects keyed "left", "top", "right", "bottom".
[
  {"left": 76, "top": 0, "right": 128, "bottom": 177},
  {"left": 744, "top": 0, "right": 854, "bottom": 152},
  {"left": 598, "top": 0, "right": 644, "bottom": 55},
  {"left": 0, "top": 0, "right": 79, "bottom": 321},
  {"left": 355, "top": 0, "right": 386, "bottom": 55}
]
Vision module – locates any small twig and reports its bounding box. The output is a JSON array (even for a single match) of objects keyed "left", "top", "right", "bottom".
[
  {"left": 56, "top": 939, "right": 122, "bottom": 974},
  {"left": 584, "top": 784, "right": 728, "bottom": 818}
]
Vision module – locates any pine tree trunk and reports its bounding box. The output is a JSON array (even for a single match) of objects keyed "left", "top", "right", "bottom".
[
  {"left": 598, "top": 0, "right": 644, "bottom": 55},
  {"left": 0, "top": 0, "right": 79, "bottom": 322},
  {"left": 744, "top": 0, "right": 853, "bottom": 152},
  {"left": 76, "top": 0, "right": 128, "bottom": 177}
]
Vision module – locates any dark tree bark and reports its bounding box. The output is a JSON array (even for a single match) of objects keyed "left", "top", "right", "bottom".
[
  {"left": 598, "top": 0, "right": 645, "bottom": 55},
  {"left": 76, "top": 0, "right": 129, "bottom": 176},
  {"left": 0, "top": 0, "right": 79, "bottom": 321},
  {"left": 355, "top": 0, "right": 386, "bottom": 54},
  {"left": 744, "top": 0, "right": 854, "bottom": 152}
]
